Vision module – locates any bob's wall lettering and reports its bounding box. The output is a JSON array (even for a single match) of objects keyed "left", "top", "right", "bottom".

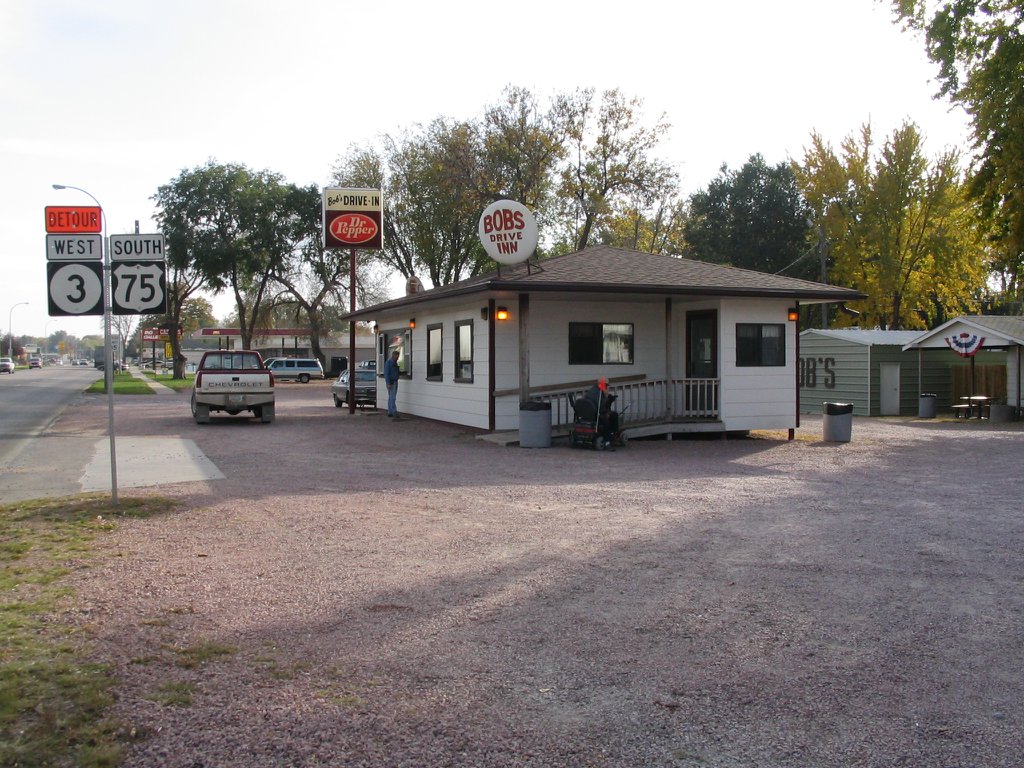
[{"left": 799, "top": 357, "right": 836, "bottom": 388}]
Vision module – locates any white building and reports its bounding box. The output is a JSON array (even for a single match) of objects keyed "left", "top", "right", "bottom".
[{"left": 344, "top": 246, "right": 865, "bottom": 437}]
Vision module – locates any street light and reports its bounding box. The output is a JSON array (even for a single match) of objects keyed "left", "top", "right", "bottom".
[
  {"left": 51, "top": 183, "right": 118, "bottom": 505},
  {"left": 8, "top": 301, "right": 28, "bottom": 358}
]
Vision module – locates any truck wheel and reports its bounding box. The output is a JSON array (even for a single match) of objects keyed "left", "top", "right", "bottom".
[
  {"left": 298, "top": 373, "right": 310, "bottom": 383},
  {"left": 333, "top": 394, "right": 343, "bottom": 408},
  {"left": 260, "top": 404, "right": 275, "bottom": 423},
  {"left": 194, "top": 405, "right": 211, "bottom": 424}
]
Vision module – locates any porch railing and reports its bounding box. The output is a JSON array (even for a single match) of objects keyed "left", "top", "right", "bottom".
[{"left": 500, "top": 377, "right": 720, "bottom": 428}]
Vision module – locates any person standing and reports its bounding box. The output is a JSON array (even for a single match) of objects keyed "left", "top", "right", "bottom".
[{"left": 384, "top": 349, "right": 401, "bottom": 417}]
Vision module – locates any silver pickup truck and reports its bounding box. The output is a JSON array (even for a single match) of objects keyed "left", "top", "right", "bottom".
[{"left": 191, "top": 351, "right": 275, "bottom": 424}]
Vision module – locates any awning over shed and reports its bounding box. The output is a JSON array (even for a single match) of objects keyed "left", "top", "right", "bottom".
[{"left": 902, "top": 316, "right": 1024, "bottom": 352}]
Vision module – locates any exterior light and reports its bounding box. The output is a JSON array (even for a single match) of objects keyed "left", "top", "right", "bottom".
[
  {"left": 787, "top": 308, "right": 799, "bottom": 322},
  {"left": 409, "top": 318, "right": 416, "bottom": 329},
  {"left": 495, "top": 306, "right": 509, "bottom": 321}
]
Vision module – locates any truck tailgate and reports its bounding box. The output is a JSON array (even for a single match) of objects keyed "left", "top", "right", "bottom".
[{"left": 198, "top": 373, "right": 273, "bottom": 393}]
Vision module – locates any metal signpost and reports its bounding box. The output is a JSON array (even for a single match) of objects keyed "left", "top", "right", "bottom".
[{"left": 47, "top": 188, "right": 167, "bottom": 506}]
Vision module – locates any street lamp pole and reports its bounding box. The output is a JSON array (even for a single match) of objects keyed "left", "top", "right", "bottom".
[
  {"left": 7, "top": 301, "right": 29, "bottom": 358},
  {"left": 51, "top": 184, "right": 118, "bottom": 506}
]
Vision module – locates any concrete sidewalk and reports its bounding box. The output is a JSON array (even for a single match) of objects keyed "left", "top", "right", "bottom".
[{"left": 128, "top": 367, "right": 177, "bottom": 394}]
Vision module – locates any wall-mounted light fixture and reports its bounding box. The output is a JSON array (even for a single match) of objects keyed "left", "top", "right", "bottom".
[
  {"left": 495, "top": 306, "right": 509, "bottom": 321},
  {"left": 787, "top": 308, "right": 799, "bottom": 322},
  {"left": 409, "top": 318, "right": 416, "bottom": 329},
  {"left": 481, "top": 307, "right": 488, "bottom": 320}
]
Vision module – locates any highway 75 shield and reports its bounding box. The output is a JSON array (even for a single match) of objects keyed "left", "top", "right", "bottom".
[{"left": 111, "top": 261, "right": 167, "bottom": 315}]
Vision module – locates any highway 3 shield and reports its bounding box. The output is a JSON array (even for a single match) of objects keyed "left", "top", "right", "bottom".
[{"left": 47, "top": 262, "right": 104, "bottom": 316}]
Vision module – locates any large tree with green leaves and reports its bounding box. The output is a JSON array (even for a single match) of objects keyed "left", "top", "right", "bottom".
[
  {"left": 684, "top": 154, "right": 815, "bottom": 279},
  {"left": 795, "top": 121, "right": 988, "bottom": 329},
  {"left": 892, "top": 0, "right": 1024, "bottom": 304},
  {"left": 154, "top": 161, "right": 314, "bottom": 352}
]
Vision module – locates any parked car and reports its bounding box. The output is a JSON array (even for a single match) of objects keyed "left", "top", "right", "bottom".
[
  {"left": 0, "top": 356, "right": 14, "bottom": 374},
  {"left": 265, "top": 357, "right": 324, "bottom": 383},
  {"left": 332, "top": 369, "right": 377, "bottom": 408},
  {"left": 28, "top": 357, "right": 42, "bottom": 369}
]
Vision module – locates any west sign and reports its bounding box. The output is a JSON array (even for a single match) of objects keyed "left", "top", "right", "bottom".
[{"left": 323, "top": 187, "right": 383, "bottom": 250}]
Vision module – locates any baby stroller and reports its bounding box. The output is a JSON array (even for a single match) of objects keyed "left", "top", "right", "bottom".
[{"left": 569, "top": 380, "right": 626, "bottom": 450}]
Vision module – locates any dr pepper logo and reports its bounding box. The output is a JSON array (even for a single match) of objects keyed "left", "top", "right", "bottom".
[{"left": 329, "top": 213, "right": 378, "bottom": 245}]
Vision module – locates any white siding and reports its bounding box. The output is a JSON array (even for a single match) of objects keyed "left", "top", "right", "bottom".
[
  {"left": 373, "top": 294, "right": 801, "bottom": 433},
  {"left": 718, "top": 300, "right": 798, "bottom": 431},
  {"left": 377, "top": 301, "right": 492, "bottom": 429}
]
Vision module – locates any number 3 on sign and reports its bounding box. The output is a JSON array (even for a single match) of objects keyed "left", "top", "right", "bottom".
[
  {"left": 111, "top": 262, "right": 167, "bottom": 315},
  {"left": 47, "top": 262, "right": 104, "bottom": 316}
]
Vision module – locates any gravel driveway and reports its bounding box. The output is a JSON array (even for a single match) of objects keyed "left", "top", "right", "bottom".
[{"left": 55, "top": 383, "right": 1024, "bottom": 767}]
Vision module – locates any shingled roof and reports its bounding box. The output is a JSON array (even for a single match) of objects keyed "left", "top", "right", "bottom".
[{"left": 345, "top": 245, "right": 866, "bottom": 320}]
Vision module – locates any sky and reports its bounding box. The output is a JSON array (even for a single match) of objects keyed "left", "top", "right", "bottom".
[{"left": 1, "top": 0, "right": 972, "bottom": 344}]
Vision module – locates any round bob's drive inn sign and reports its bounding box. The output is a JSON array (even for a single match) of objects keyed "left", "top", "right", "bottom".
[{"left": 323, "top": 187, "right": 383, "bottom": 250}]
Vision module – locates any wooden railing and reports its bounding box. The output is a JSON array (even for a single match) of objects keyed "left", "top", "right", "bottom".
[{"left": 503, "top": 377, "right": 720, "bottom": 428}]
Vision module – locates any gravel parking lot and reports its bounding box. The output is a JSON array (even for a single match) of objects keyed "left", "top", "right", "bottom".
[{"left": 53, "top": 383, "right": 1024, "bottom": 767}]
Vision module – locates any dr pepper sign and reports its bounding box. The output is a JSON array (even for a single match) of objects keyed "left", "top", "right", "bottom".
[{"left": 323, "top": 188, "right": 383, "bottom": 250}]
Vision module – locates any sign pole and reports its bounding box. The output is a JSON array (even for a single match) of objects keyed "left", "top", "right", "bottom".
[
  {"left": 103, "top": 216, "right": 119, "bottom": 506},
  {"left": 349, "top": 247, "right": 356, "bottom": 414}
]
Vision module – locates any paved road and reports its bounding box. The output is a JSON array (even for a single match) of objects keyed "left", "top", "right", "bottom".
[{"left": 0, "top": 366, "right": 223, "bottom": 502}]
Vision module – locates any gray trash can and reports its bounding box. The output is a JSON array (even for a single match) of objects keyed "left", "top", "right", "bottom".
[
  {"left": 519, "top": 400, "right": 552, "bottom": 448},
  {"left": 918, "top": 393, "right": 937, "bottom": 418},
  {"left": 823, "top": 402, "right": 853, "bottom": 442}
]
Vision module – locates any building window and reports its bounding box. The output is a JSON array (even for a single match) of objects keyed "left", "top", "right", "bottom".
[
  {"left": 455, "top": 320, "right": 473, "bottom": 382},
  {"left": 382, "top": 329, "right": 411, "bottom": 377},
  {"left": 426, "top": 324, "right": 442, "bottom": 381},
  {"left": 736, "top": 323, "right": 786, "bottom": 366},
  {"left": 568, "top": 322, "right": 634, "bottom": 365}
]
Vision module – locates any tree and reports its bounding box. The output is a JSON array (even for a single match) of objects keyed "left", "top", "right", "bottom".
[
  {"left": 794, "top": 121, "right": 988, "bottom": 329},
  {"left": 334, "top": 121, "right": 488, "bottom": 287},
  {"left": 154, "top": 161, "right": 313, "bottom": 354},
  {"left": 892, "top": 1, "right": 1024, "bottom": 302},
  {"left": 111, "top": 314, "right": 137, "bottom": 365},
  {"left": 556, "top": 89, "right": 677, "bottom": 252},
  {"left": 685, "top": 155, "right": 815, "bottom": 278}
]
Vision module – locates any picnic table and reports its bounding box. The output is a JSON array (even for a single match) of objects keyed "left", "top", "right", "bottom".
[{"left": 957, "top": 395, "right": 990, "bottom": 419}]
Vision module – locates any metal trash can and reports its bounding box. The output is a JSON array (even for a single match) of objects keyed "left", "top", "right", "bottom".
[
  {"left": 823, "top": 402, "right": 853, "bottom": 442},
  {"left": 519, "top": 400, "right": 552, "bottom": 448},
  {"left": 918, "top": 393, "right": 937, "bottom": 418}
]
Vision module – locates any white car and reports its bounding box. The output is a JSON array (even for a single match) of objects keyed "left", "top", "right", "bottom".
[{"left": 0, "top": 357, "right": 15, "bottom": 374}]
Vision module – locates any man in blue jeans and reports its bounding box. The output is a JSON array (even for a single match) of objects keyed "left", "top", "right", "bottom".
[{"left": 384, "top": 349, "right": 401, "bottom": 417}]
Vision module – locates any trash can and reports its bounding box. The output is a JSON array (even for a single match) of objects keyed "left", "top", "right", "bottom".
[
  {"left": 918, "top": 393, "right": 937, "bottom": 418},
  {"left": 519, "top": 400, "right": 552, "bottom": 448},
  {"left": 822, "top": 402, "right": 853, "bottom": 442}
]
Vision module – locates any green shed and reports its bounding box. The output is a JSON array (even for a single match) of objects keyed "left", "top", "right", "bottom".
[{"left": 798, "top": 329, "right": 949, "bottom": 416}]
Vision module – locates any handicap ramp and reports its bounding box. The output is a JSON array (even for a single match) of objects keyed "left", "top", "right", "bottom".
[{"left": 81, "top": 436, "right": 225, "bottom": 491}]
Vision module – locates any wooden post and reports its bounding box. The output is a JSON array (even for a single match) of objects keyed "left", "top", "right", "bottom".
[
  {"left": 664, "top": 297, "right": 673, "bottom": 419},
  {"left": 518, "top": 293, "right": 530, "bottom": 403}
]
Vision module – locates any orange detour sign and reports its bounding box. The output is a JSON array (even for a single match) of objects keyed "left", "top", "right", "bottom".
[{"left": 45, "top": 206, "right": 102, "bottom": 233}]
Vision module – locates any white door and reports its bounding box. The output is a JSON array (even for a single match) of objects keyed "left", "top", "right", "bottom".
[{"left": 879, "top": 362, "right": 900, "bottom": 415}]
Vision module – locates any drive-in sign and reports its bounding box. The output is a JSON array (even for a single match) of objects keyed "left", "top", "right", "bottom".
[{"left": 323, "top": 187, "right": 383, "bottom": 250}]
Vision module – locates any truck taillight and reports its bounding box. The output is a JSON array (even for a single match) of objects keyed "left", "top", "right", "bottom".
[
  {"left": 268, "top": 372, "right": 275, "bottom": 386},
  {"left": 195, "top": 372, "right": 203, "bottom": 387}
]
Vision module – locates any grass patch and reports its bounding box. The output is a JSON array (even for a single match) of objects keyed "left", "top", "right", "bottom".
[
  {"left": 0, "top": 494, "right": 179, "bottom": 767},
  {"left": 171, "top": 640, "right": 237, "bottom": 669},
  {"left": 85, "top": 372, "right": 154, "bottom": 395},
  {"left": 145, "top": 681, "right": 196, "bottom": 707}
]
